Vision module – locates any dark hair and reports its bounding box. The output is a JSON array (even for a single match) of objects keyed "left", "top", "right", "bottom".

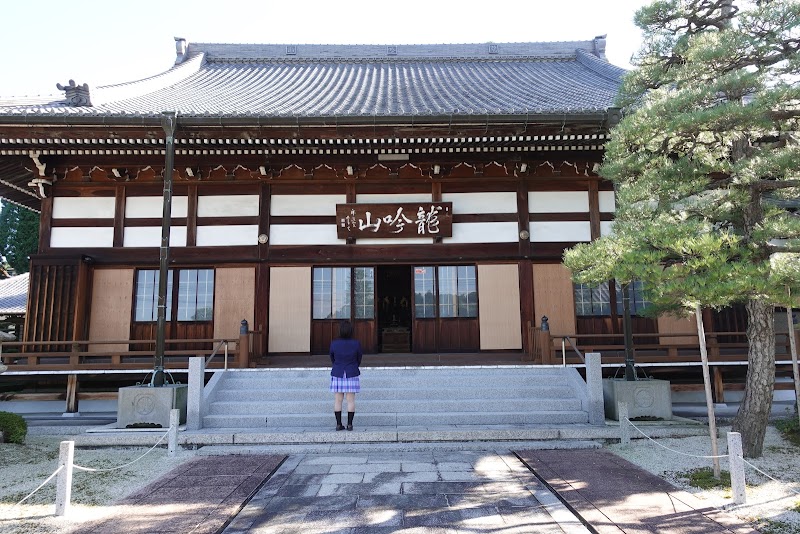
[{"left": 339, "top": 320, "right": 353, "bottom": 339}]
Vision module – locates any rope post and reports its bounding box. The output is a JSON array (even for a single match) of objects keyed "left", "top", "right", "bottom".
[
  {"left": 55, "top": 441, "right": 74, "bottom": 516},
  {"left": 618, "top": 401, "right": 631, "bottom": 446},
  {"left": 727, "top": 431, "right": 746, "bottom": 505},
  {"left": 168, "top": 408, "right": 179, "bottom": 456}
]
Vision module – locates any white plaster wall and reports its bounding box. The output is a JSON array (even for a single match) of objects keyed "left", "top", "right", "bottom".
[
  {"left": 125, "top": 196, "right": 188, "bottom": 218},
  {"left": 529, "top": 191, "right": 589, "bottom": 213},
  {"left": 530, "top": 221, "right": 591, "bottom": 242},
  {"left": 52, "top": 197, "right": 115, "bottom": 219},
  {"left": 197, "top": 195, "right": 259, "bottom": 217},
  {"left": 442, "top": 192, "right": 517, "bottom": 214},
  {"left": 356, "top": 193, "right": 432, "bottom": 204},
  {"left": 442, "top": 222, "right": 518, "bottom": 244},
  {"left": 123, "top": 226, "right": 187, "bottom": 247},
  {"left": 270, "top": 195, "right": 345, "bottom": 216},
  {"left": 600, "top": 221, "right": 614, "bottom": 237},
  {"left": 50, "top": 227, "right": 114, "bottom": 248},
  {"left": 269, "top": 224, "right": 342, "bottom": 245},
  {"left": 196, "top": 225, "right": 258, "bottom": 246},
  {"left": 599, "top": 191, "right": 616, "bottom": 212}
]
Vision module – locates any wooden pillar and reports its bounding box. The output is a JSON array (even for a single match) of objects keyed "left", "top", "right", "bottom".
[
  {"left": 65, "top": 374, "right": 79, "bottom": 414},
  {"left": 37, "top": 196, "right": 53, "bottom": 254},
  {"left": 113, "top": 186, "right": 125, "bottom": 247},
  {"left": 712, "top": 367, "right": 725, "bottom": 403},
  {"left": 239, "top": 320, "right": 250, "bottom": 368},
  {"left": 519, "top": 260, "right": 534, "bottom": 355},
  {"left": 72, "top": 259, "right": 91, "bottom": 345},
  {"left": 588, "top": 180, "right": 601, "bottom": 240},
  {"left": 187, "top": 184, "right": 198, "bottom": 247}
]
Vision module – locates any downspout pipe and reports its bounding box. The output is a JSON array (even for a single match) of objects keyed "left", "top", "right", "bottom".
[{"left": 153, "top": 111, "right": 177, "bottom": 387}]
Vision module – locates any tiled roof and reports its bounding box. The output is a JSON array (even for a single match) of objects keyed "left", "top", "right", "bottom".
[
  {"left": 0, "top": 273, "right": 28, "bottom": 315},
  {"left": 0, "top": 40, "right": 624, "bottom": 119}
]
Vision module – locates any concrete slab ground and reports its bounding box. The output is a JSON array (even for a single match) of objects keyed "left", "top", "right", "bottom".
[{"left": 516, "top": 448, "right": 759, "bottom": 534}]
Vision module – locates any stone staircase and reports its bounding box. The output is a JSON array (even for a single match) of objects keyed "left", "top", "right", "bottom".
[{"left": 202, "top": 366, "right": 591, "bottom": 431}]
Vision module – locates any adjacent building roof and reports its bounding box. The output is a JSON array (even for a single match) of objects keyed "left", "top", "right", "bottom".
[
  {"left": 0, "top": 38, "right": 624, "bottom": 120},
  {"left": 0, "top": 272, "right": 28, "bottom": 316}
]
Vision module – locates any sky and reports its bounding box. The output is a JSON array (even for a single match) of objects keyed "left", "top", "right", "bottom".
[{"left": 1, "top": 0, "right": 650, "bottom": 97}]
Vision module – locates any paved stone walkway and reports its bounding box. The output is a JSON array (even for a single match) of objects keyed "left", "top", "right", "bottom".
[
  {"left": 222, "top": 450, "right": 589, "bottom": 533},
  {"left": 516, "top": 449, "right": 759, "bottom": 534},
  {"left": 70, "top": 454, "right": 285, "bottom": 534}
]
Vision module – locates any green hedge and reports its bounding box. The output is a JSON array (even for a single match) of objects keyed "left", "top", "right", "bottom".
[{"left": 0, "top": 411, "right": 27, "bottom": 444}]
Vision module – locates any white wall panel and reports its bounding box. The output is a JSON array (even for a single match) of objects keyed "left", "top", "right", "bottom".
[
  {"left": 52, "top": 197, "right": 115, "bottom": 219},
  {"left": 356, "top": 193, "right": 432, "bottom": 204},
  {"left": 50, "top": 227, "right": 114, "bottom": 248},
  {"left": 529, "top": 191, "right": 589, "bottom": 213},
  {"left": 196, "top": 225, "right": 258, "bottom": 246},
  {"left": 270, "top": 224, "right": 342, "bottom": 245},
  {"left": 600, "top": 221, "right": 614, "bottom": 237},
  {"left": 123, "top": 226, "right": 187, "bottom": 247},
  {"left": 125, "top": 196, "right": 188, "bottom": 218},
  {"left": 197, "top": 195, "right": 259, "bottom": 217},
  {"left": 599, "top": 191, "right": 616, "bottom": 212},
  {"left": 270, "top": 194, "right": 345, "bottom": 216},
  {"left": 442, "top": 192, "right": 517, "bottom": 214},
  {"left": 442, "top": 222, "right": 518, "bottom": 244},
  {"left": 530, "top": 221, "right": 591, "bottom": 242}
]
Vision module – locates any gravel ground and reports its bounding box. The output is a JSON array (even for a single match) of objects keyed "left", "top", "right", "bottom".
[
  {"left": 610, "top": 423, "right": 800, "bottom": 534},
  {"left": 0, "top": 424, "right": 798, "bottom": 534}
]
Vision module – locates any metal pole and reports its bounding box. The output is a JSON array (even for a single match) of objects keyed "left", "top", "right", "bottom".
[
  {"left": 154, "top": 111, "right": 177, "bottom": 387},
  {"left": 695, "top": 304, "right": 721, "bottom": 478},
  {"left": 622, "top": 282, "right": 636, "bottom": 381}
]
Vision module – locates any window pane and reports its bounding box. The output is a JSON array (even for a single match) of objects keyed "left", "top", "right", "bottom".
[
  {"left": 574, "top": 281, "right": 612, "bottom": 317},
  {"left": 438, "top": 266, "right": 458, "bottom": 318},
  {"left": 413, "top": 266, "right": 436, "bottom": 318},
  {"left": 331, "top": 267, "right": 351, "bottom": 319},
  {"left": 134, "top": 270, "right": 173, "bottom": 322},
  {"left": 354, "top": 267, "right": 374, "bottom": 319},
  {"left": 615, "top": 280, "right": 649, "bottom": 315},
  {"left": 457, "top": 265, "right": 478, "bottom": 318},
  {"left": 312, "top": 267, "right": 332, "bottom": 319},
  {"left": 194, "top": 269, "right": 214, "bottom": 320}
]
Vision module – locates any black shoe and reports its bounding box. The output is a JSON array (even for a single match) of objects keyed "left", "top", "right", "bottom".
[
  {"left": 336, "top": 424, "right": 345, "bottom": 431},
  {"left": 346, "top": 424, "right": 353, "bottom": 431}
]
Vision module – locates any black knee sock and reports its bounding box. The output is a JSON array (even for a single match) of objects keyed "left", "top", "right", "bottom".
[
  {"left": 347, "top": 411, "right": 354, "bottom": 425},
  {"left": 335, "top": 411, "right": 342, "bottom": 425}
]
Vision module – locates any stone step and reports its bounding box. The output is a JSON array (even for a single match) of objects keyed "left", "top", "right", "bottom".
[
  {"left": 213, "top": 385, "right": 577, "bottom": 402},
  {"left": 202, "top": 410, "right": 589, "bottom": 428},
  {"left": 219, "top": 374, "right": 573, "bottom": 389},
  {"left": 207, "top": 397, "right": 583, "bottom": 415}
]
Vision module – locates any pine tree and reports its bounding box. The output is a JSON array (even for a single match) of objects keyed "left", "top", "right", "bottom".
[
  {"left": 0, "top": 201, "right": 40, "bottom": 274},
  {"left": 564, "top": 0, "right": 800, "bottom": 457}
]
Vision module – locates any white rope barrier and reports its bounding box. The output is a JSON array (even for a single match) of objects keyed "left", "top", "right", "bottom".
[
  {"left": 741, "top": 458, "right": 800, "bottom": 497},
  {"left": 626, "top": 419, "right": 729, "bottom": 459},
  {"left": 13, "top": 465, "right": 64, "bottom": 507},
  {"left": 11, "top": 428, "right": 171, "bottom": 512},
  {"left": 72, "top": 431, "right": 169, "bottom": 473}
]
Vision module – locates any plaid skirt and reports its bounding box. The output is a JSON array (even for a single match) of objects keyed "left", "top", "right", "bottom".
[{"left": 330, "top": 374, "right": 360, "bottom": 393}]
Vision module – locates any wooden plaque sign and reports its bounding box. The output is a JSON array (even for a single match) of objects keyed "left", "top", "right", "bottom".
[{"left": 336, "top": 202, "right": 453, "bottom": 239}]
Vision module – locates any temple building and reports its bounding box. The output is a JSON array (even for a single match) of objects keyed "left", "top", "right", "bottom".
[{"left": 4, "top": 36, "right": 767, "bottom": 376}]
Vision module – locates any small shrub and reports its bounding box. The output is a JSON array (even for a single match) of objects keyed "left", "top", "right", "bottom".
[
  {"left": 775, "top": 414, "right": 800, "bottom": 447},
  {"left": 0, "top": 411, "right": 27, "bottom": 444},
  {"left": 679, "top": 467, "right": 731, "bottom": 490}
]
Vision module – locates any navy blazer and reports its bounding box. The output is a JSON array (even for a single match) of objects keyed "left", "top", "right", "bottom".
[{"left": 330, "top": 338, "right": 363, "bottom": 378}]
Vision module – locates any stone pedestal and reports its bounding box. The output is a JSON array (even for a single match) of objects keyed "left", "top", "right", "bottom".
[
  {"left": 603, "top": 378, "right": 672, "bottom": 420},
  {"left": 117, "top": 384, "right": 188, "bottom": 428}
]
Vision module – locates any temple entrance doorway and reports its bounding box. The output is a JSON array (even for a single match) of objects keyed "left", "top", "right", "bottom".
[{"left": 376, "top": 265, "right": 412, "bottom": 352}]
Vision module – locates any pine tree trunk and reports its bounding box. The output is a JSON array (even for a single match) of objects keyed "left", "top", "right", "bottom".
[{"left": 731, "top": 299, "right": 776, "bottom": 458}]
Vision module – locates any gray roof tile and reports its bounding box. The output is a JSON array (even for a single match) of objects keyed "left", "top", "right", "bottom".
[
  {"left": 0, "top": 40, "right": 625, "bottom": 119},
  {"left": 0, "top": 273, "right": 28, "bottom": 315}
]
